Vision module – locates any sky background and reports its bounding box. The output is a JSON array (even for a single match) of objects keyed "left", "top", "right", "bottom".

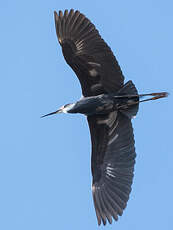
[{"left": 0, "top": 0, "right": 173, "bottom": 229}]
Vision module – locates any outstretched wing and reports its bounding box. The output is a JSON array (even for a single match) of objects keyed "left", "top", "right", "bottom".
[
  {"left": 87, "top": 112, "right": 136, "bottom": 225},
  {"left": 54, "top": 9, "right": 124, "bottom": 96}
]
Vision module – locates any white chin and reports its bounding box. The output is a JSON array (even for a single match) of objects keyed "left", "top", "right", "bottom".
[{"left": 63, "top": 103, "right": 75, "bottom": 113}]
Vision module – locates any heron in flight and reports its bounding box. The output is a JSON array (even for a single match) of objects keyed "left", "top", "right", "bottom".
[{"left": 42, "top": 9, "right": 168, "bottom": 225}]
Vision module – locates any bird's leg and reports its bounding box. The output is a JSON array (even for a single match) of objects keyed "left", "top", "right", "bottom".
[{"left": 117, "top": 92, "right": 168, "bottom": 109}]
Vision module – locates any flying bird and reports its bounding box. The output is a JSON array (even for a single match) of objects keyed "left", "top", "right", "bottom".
[{"left": 42, "top": 9, "right": 168, "bottom": 225}]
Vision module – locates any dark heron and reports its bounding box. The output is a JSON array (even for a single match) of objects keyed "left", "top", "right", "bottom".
[{"left": 42, "top": 9, "right": 168, "bottom": 225}]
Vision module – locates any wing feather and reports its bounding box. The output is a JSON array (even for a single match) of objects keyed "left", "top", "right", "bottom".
[
  {"left": 87, "top": 112, "right": 136, "bottom": 225},
  {"left": 54, "top": 9, "right": 124, "bottom": 96}
]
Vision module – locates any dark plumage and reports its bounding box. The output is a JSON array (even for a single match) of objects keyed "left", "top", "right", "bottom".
[{"left": 42, "top": 9, "right": 168, "bottom": 225}]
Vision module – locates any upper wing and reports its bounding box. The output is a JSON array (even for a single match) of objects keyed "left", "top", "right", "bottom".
[
  {"left": 54, "top": 9, "right": 124, "bottom": 97},
  {"left": 87, "top": 112, "right": 136, "bottom": 225}
]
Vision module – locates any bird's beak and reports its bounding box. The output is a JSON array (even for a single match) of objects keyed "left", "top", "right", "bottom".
[{"left": 41, "top": 109, "right": 62, "bottom": 118}]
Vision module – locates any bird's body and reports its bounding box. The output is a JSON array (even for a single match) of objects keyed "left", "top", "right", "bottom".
[
  {"left": 42, "top": 9, "right": 168, "bottom": 225},
  {"left": 66, "top": 82, "right": 138, "bottom": 116}
]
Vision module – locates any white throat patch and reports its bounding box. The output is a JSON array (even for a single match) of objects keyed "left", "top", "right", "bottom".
[{"left": 62, "top": 103, "right": 75, "bottom": 113}]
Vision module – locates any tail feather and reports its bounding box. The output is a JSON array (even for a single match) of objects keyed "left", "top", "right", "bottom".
[
  {"left": 117, "top": 81, "right": 139, "bottom": 119},
  {"left": 118, "top": 80, "right": 138, "bottom": 96},
  {"left": 116, "top": 81, "right": 168, "bottom": 119}
]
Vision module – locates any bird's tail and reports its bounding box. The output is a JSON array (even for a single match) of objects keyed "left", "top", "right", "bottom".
[{"left": 116, "top": 80, "right": 168, "bottom": 119}]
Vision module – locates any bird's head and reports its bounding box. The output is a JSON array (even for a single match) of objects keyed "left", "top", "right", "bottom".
[{"left": 41, "top": 103, "right": 75, "bottom": 118}]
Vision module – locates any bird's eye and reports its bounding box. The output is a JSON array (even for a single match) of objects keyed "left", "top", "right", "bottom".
[
  {"left": 64, "top": 103, "right": 70, "bottom": 108},
  {"left": 59, "top": 105, "right": 65, "bottom": 110}
]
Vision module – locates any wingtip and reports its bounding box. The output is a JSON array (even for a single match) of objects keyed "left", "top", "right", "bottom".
[
  {"left": 54, "top": 10, "right": 58, "bottom": 23},
  {"left": 54, "top": 10, "right": 58, "bottom": 18},
  {"left": 59, "top": 10, "right": 64, "bottom": 19},
  {"left": 54, "top": 10, "right": 66, "bottom": 20},
  {"left": 97, "top": 215, "right": 102, "bottom": 226}
]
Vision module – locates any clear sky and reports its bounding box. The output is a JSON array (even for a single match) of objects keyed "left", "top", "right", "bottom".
[{"left": 0, "top": 0, "right": 172, "bottom": 229}]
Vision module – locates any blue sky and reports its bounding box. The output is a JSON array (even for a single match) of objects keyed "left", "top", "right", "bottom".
[{"left": 0, "top": 0, "right": 172, "bottom": 229}]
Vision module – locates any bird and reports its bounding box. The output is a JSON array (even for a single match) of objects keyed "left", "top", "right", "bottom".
[{"left": 42, "top": 9, "right": 168, "bottom": 225}]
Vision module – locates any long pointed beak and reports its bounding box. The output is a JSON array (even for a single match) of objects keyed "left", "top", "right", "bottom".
[{"left": 41, "top": 109, "right": 62, "bottom": 118}]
